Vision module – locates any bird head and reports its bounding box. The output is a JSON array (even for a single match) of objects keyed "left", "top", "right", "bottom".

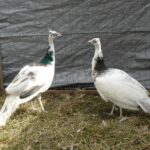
[
  {"left": 48, "top": 29, "right": 62, "bottom": 41},
  {"left": 88, "top": 38, "right": 103, "bottom": 58},
  {"left": 88, "top": 38, "right": 101, "bottom": 47}
]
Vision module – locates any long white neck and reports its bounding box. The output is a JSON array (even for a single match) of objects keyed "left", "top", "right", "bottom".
[
  {"left": 48, "top": 39, "right": 55, "bottom": 52},
  {"left": 48, "top": 38, "right": 55, "bottom": 65},
  {"left": 92, "top": 43, "right": 103, "bottom": 76},
  {"left": 93, "top": 43, "right": 103, "bottom": 59}
]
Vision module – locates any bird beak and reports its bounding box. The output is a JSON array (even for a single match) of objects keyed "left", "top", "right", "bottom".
[
  {"left": 88, "top": 39, "right": 93, "bottom": 43},
  {"left": 56, "top": 33, "right": 62, "bottom": 37}
]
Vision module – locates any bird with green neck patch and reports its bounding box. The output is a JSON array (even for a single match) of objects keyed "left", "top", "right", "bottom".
[
  {"left": 0, "top": 30, "right": 62, "bottom": 127},
  {"left": 41, "top": 30, "right": 62, "bottom": 65},
  {"left": 89, "top": 37, "right": 150, "bottom": 121}
]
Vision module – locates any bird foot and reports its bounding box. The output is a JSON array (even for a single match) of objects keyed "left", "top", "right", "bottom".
[
  {"left": 31, "top": 106, "right": 40, "bottom": 111},
  {"left": 31, "top": 107, "right": 48, "bottom": 113},
  {"left": 105, "top": 112, "right": 114, "bottom": 116},
  {"left": 40, "top": 108, "right": 48, "bottom": 113},
  {"left": 31, "top": 107, "right": 38, "bottom": 111},
  {"left": 119, "top": 117, "right": 129, "bottom": 122}
]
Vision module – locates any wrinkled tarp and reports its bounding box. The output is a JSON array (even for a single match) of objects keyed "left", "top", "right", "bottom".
[{"left": 0, "top": 0, "right": 150, "bottom": 88}]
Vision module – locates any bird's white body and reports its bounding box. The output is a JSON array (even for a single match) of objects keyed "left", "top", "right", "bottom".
[
  {"left": 6, "top": 63, "right": 54, "bottom": 104},
  {"left": 0, "top": 30, "right": 61, "bottom": 126},
  {"left": 0, "top": 59, "right": 55, "bottom": 127},
  {"left": 94, "top": 68, "right": 149, "bottom": 111},
  {"left": 89, "top": 38, "right": 150, "bottom": 117}
]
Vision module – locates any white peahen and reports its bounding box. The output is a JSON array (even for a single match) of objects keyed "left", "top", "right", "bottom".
[
  {"left": 0, "top": 30, "right": 62, "bottom": 126},
  {"left": 88, "top": 38, "right": 150, "bottom": 119}
]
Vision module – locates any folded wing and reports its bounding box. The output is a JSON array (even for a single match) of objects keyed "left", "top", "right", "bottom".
[{"left": 6, "top": 65, "right": 44, "bottom": 97}]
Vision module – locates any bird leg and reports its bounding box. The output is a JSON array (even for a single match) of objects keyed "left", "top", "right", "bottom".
[
  {"left": 119, "top": 107, "right": 123, "bottom": 118},
  {"left": 31, "top": 101, "right": 37, "bottom": 110},
  {"left": 119, "top": 107, "right": 128, "bottom": 122},
  {"left": 37, "top": 94, "right": 47, "bottom": 112},
  {"left": 109, "top": 104, "right": 116, "bottom": 115},
  {"left": 105, "top": 104, "right": 116, "bottom": 116}
]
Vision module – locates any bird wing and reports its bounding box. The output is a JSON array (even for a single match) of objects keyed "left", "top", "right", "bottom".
[
  {"left": 96, "top": 68, "right": 148, "bottom": 108},
  {"left": 109, "top": 69, "right": 148, "bottom": 95},
  {"left": 6, "top": 64, "right": 45, "bottom": 96},
  {"left": 19, "top": 85, "right": 42, "bottom": 99}
]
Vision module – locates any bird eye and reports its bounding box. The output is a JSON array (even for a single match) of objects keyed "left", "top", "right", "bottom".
[{"left": 53, "top": 33, "right": 57, "bottom": 36}]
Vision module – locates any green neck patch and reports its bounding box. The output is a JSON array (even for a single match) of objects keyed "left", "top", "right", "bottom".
[{"left": 40, "top": 51, "right": 54, "bottom": 65}]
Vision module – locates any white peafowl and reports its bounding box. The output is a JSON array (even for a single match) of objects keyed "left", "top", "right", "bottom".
[
  {"left": 88, "top": 38, "right": 150, "bottom": 119},
  {"left": 0, "top": 30, "right": 62, "bottom": 126}
]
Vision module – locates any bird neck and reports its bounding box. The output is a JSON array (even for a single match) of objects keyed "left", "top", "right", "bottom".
[
  {"left": 48, "top": 39, "right": 55, "bottom": 52},
  {"left": 40, "top": 50, "right": 54, "bottom": 65},
  {"left": 94, "top": 44, "right": 103, "bottom": 59},
  {"left": 40, "top": 39, "right": 55, "bottom": 65},
  {"left": 94, "top": 57, "right": 107, "bottom": 73},
  {"left": 93, "top": 44, "right": 107, "bottom": 73}
]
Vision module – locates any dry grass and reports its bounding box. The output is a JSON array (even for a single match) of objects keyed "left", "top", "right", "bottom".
[{"left": 0, "top": 92, "right": 149, "bottom": 150}]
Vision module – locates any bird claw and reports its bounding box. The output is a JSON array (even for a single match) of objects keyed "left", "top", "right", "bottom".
[
  {"left": 104, "top": 112, "right": 114, "bottom": 116},
  {"left": 31, "top": 107, "right": 38, "bottom": 111},
  {"left": 32, "top": 107, "right": 48, "bottom": 113},
  {"left": 41, "top": 109, "right": 48, "bottom": 113},
  {"left": 119, "top": 117, "right": 129, "bottom": 122},
  {"left": 31, "top": 105, "right": 47, "bottom": 113}
]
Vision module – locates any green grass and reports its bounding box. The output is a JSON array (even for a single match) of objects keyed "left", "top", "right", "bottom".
[{"left": 0, "top": 92, "right": 149, "bottom": 150}]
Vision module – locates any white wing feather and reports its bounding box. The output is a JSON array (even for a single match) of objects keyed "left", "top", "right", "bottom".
[
  {"left": 6, "top": 65, "right": 31, "bottom": 95},
  {"left": 6, "top": 64, "right": 53, "bottom": 96},
  {"left": 95, "top": 68, "right": 149, "bottom": 110}
]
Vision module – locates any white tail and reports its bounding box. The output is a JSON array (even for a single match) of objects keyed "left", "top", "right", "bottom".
[
  {"left": 137, "top": 98, "right": 150, "bottom": 113},
  {"left": 0, "top": 95, "right": 20, "bottom": 126}
]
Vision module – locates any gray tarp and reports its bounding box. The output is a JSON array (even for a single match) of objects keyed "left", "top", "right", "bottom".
[{"left": 0, "top": 0, "right": 150, "bottom": 88}]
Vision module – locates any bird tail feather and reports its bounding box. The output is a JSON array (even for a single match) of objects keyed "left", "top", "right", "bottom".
[
  {"left": 137, "top": 98, "right": 150, "bottom": 113},
  {"left": 0, "top": 95, "right": 19, "bottom": 126}
]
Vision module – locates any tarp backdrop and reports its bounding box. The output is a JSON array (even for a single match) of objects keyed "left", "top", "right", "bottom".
[{"left": 0, "top": 0, "right": 150, "bottom": 88}]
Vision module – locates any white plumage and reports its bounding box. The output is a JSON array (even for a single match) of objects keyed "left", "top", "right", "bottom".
[
  {"left": 89, "top": 38, "right": 150, "bottom": 118},
  {"left": 0, "top": 30, "right": 62, "bottom": 126}
]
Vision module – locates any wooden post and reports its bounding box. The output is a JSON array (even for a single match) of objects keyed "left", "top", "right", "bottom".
[
  {"left": 0, "top": 65, "right": 4, "bottom": 95},
  {"left": 0, "top": 47, "right": 4, "bottom": 96}
]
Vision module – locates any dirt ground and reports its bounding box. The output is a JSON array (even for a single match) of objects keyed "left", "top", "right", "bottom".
[{"left": 0, "top": 92, "right": 149, "bottom": 150}]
